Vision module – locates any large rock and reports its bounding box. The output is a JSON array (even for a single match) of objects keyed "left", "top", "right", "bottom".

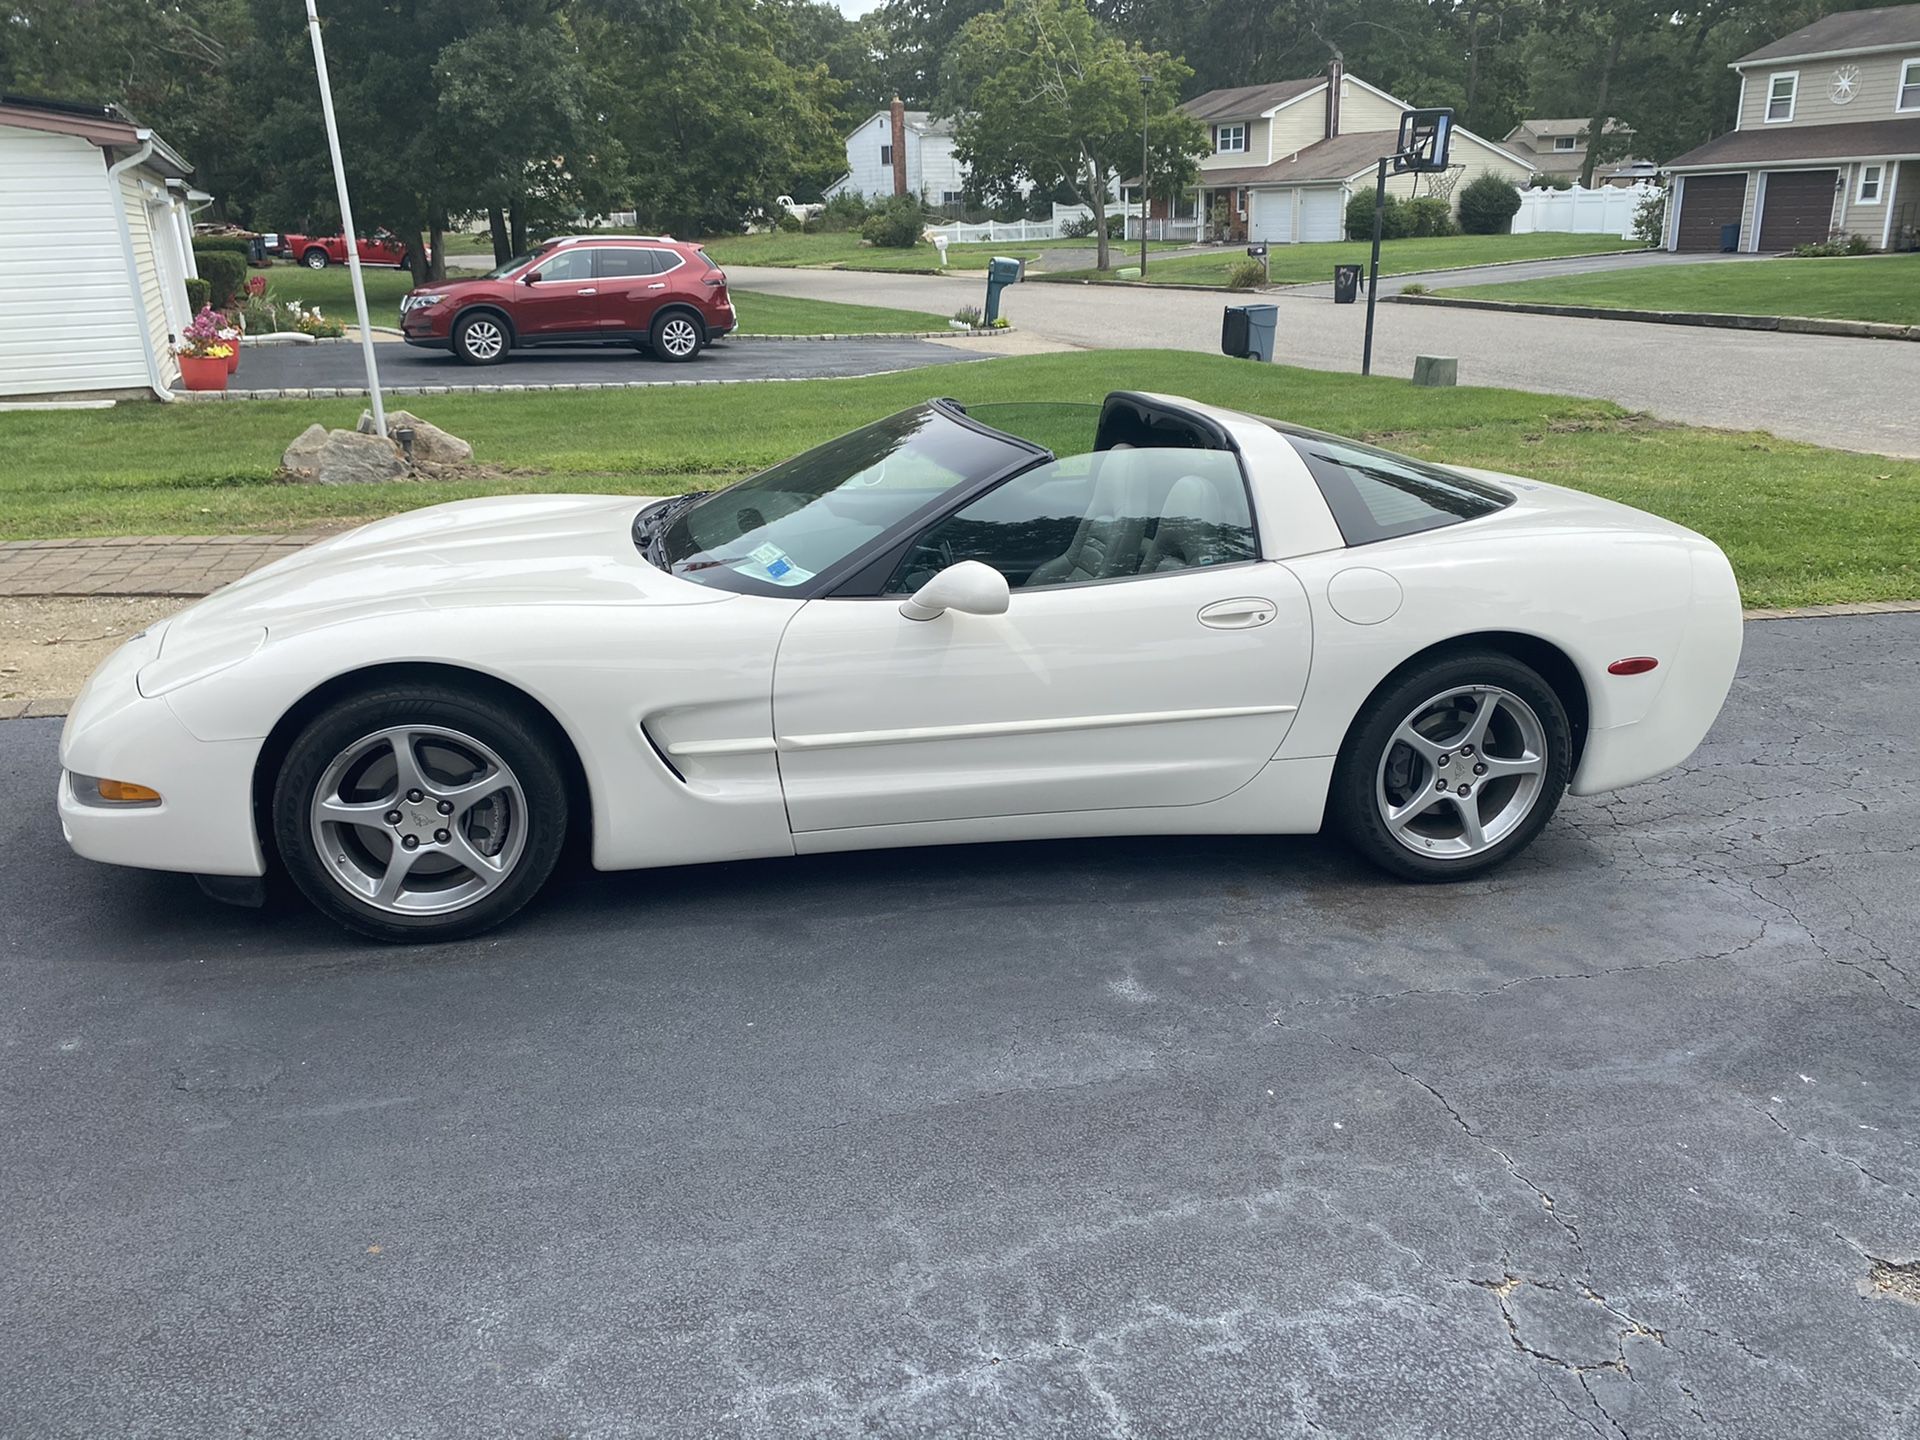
[
  {"left": 281, "top": 426, "right": 409, "bottom": 485},
  {"left": 357, "top": 408, "right": 473, "bottom": 467}
]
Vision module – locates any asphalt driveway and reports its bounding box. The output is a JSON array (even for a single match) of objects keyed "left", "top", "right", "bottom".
[
  {"left": 2, "top": 614, "right": 1916, "bottom": 1437},
  {"left": 188, "top": 334, "right": 984, "bottom": 394}
]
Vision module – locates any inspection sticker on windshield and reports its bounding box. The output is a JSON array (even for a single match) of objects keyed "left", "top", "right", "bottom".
[{"left": 747, "top": 542, "right": 813, "bottom": 586}]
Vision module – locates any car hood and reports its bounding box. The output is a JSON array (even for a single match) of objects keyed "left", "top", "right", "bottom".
[
  {"left": 156, "top": 494, "right": 723, "bottom": 649},
  {"left": 410, "top": 276, "right": 509, "bottom": 301}
]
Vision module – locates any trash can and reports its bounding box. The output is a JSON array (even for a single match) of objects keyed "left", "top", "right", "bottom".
[
  {"left": 984, "top": 256, "right": 1024, "bottom": 324},
  {"left": 1221, "top": 303, "right": 1279, "bottom": 362},
  {"left": 1719, "top": 222, "right": 1740, "bottom": 253},
  {"left": 1332, "top": 264, "right": 1363, "bottom": 304}
]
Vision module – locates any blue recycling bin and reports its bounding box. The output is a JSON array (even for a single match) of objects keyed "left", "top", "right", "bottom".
[
  {"left": 1222, "top": 303, "right": 1279, "bottom": 361},
  {"left": 1720, "top": 222, "right": 1740, "bottom": 252},
  {"left": 984, "top": 256, "right": 1024, "bottom": 323}
]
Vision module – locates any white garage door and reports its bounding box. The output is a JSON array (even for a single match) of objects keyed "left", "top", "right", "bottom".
[
  {"left": 1249, "top": 189, "right": 1293, "bottom": 244},
  {"left": 1298, "top": 188, "right": 1345, "bottom": 244}
]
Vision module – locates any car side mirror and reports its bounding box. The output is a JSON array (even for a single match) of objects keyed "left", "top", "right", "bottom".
[
  {"left": 899, "top": 561, "right": 1010, "bottom": 622},
  {"left": 522, "top": 271, "right": 541, "bottom": 285}
]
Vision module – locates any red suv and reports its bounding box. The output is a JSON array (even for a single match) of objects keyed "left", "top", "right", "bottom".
[{"left": 399, "top": 235, "right": 735, "bottom": 365}]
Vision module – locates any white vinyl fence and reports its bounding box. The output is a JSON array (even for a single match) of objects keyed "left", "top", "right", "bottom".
[
  {"left": 1123, "top": 216, "right": 1203, "bottom": 242},
  {"left": 1509, "top": 182, "right": 1658, "bottom": 240},
  {"left": 925, "top": 202, "right": 1143, "bottom": 245}
]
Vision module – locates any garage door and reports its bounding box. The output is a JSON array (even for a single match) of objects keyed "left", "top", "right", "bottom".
[
  {"left": 1298, "top": 188, "right": 1344, "bottom": 244},
  {"left": 1758, "top": 170, "right": 1838, "bottom": 251},
  {"left": 1249, "top": 189, "right": 1293, "bottom": 244},
  {"left": 1674, "top": 173, "right": 1746, "bottom": 251}
]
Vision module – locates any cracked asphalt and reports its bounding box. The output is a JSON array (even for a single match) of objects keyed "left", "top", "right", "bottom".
[{"left": 2, "top": 614, "right": 1916, "bottom": 1438}]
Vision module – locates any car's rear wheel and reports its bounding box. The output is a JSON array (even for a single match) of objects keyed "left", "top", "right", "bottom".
[
  {"left": 452, "top": 311, "right": 510, "bottom": 365},
  {"left": 650, "top": 310, "right": 703, "bottom": 362},
  {"left": 1332, "top": 651, "right": 1570, "bottom": 881},
  {"left": 272, "top": 684, "right": 568, "bottom": 942},
  {"left": 302, "top": 248, "right": 328, "bottom": 269}
]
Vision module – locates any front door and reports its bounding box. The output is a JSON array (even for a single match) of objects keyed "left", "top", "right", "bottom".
[
  {"left": 513, "top": 247, "right": 601, "bottom": 337},
  {"left": 771, "top": 447, "right": 1313, "bottom": 833}
]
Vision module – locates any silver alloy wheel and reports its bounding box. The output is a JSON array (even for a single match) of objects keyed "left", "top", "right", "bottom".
[
  {"left": 308, "top": 725, "right": 528, "bottom": 915},
  {"left": 461, "top": 318, "right": 505, "bottom": 361},
  {"left": 658, "top": 315, "right": 699, "bottom": 358},
  {"left": 1375, "top": 684, "right": 1549, "bottom": 859},
  {"left": 304, "top": 249, "right": 327, "bottom": 269}
]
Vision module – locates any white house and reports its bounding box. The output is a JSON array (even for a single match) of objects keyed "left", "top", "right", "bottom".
[
  {"left": 0, "top": 95, "right": 201, "bottom": 400},
  {"left": 824, "top": 98, "right": 968, "bottom": 206}
]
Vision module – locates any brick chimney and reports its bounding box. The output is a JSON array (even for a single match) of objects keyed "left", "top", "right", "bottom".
[
  {"left": 889, "top": 96, "right": 908, "bottom": 197},
  {"left": 1324, "top": 57, "right": 1343, "bottom": 139}
]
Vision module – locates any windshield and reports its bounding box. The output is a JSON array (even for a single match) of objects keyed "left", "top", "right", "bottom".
[
  {"left": 656, "top": 403, "right": 1037, "bottom": 594},
  {"left": 477, "top": 252, "right": 536, "bottom": 280}
]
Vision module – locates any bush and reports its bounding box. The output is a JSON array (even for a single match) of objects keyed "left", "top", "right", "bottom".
[
  {"left": 1225, "top": 258, "right": 1268, "bottom": 290},
  {"left": 191, "top": 235, "right": 252, "bottom": 256},
  {"left": 184, "top": 277, "right": 211, "bottom": 312},
  {"left": 1529, "top": 174, "right": 1573, "bottom": 191},
  {"left": 1792, "top": 234, "right": 1873, "bottom": 257},
  {"left": 1405, "top": 196, "right": 1457, "bottom": 237},
  {"left": 1345, "top": 190, "right": 1414, "bottom": 241},
  {"left": 195, "top": 249, "right": 247, "bottom": 308},
  {"left": 1457, "top": 173, "right": 1522, "bottom": 234},
  {"left": 1105, "top": 212, "right": 1125, "bottom": 239},
  {"left": 1060, "top": 213, "right": 1096, "bottom": 238},
  {"left": 774, "top": 208, "right": 802, "bottom": 233},
  {"left": 952, "top": 303, "right": 983, "bottom": 327},
  {"left": 1631, "top": 190, "right": 1667, "bottom": 248},
  {"left": 1400, "top": 282, "right": 1430, "bottom": 295},
  {"left": 807, "top": 192, "right": 870, "bottom": 233},
  {"left": 860, "top": 194, "right": 925, "bottom": 248}
]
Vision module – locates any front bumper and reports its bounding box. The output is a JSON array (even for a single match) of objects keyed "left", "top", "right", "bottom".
[
  {"left": 402, "top": 335, "right": 452, "bottom": 351},
  {"left": 59, "top": 636, "right": 266, "bottom": 877}
]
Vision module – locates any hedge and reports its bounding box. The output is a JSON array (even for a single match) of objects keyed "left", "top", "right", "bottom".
[
  {"left": 184, "top": 277, "right": 211, "bottom": 312},
  {"left": 1457, "top": 173, "right": 1522, "bottom": 235},
  {"left": 191, "top": 235, "right": 253, "bottom": 257},
  {"left": 195, "top": 250, "right": 247, "bottom": 309}
]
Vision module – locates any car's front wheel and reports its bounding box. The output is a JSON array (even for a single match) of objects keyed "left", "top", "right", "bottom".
[
  {"left": 302, "top": 248, "right": 328, "bottom": 269},
  {"left": 650, "top": 310, "right": 704, "bottom": 362},
  {"left": 452, "top": 311, "right": 510, "bottom": 365},
  {"left": 272, "top": 683, "right": 568, "bottom": 941},
  {"left": 1332, "top": 651, "right": 1570, "bottom": 881}
]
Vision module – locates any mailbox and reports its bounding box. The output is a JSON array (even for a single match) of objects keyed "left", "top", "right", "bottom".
[{"left": 984, "top": 255, "right": 1024, "bottom": 324}]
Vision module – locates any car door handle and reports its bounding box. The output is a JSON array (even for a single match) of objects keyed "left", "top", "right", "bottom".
[
  {"left": 1198, "top": 598, "right": 1277, "bottom": 630},
  {"left": 646, "top": 282, "right": 667, "bottom": 290},
  {"left": 576, "top": 287, "right": 597, "bottom": 295}
]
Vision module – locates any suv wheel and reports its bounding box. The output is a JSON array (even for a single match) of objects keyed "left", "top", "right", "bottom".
[
  {"left": 302, "top": 248, "right": 328, "bottom": 269},
  {"left": 453, "top": 312, "right": 510, "bottom": 366},
  {"left": 651, "top": 311, "right": 704, "bottom": 363}
]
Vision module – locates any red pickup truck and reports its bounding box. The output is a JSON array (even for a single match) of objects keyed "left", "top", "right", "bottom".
[{"left": 281, "top": 232, "right": 412, "bottom": 270}]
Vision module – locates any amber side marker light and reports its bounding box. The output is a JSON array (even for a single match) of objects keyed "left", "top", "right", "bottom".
[
  {"left": 1607, "top": 657, "right": 1660, "bottom": 676},
  {"left": 97, "top": 779, "right": 162, "bottom": 804}
]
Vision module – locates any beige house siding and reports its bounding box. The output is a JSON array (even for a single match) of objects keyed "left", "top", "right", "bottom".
[
  {"left": 1338, "top": 80, "right": 1408, "bottom": 133},
  {"left": 1837, "top": 158, "right": 1896, "bottom": 240},
  {"left": 118, "top": 170, "right": 179, "bottom": 387},
  {"left": 1380, "top": 130, "right": 1533, "bottom": 202},
  {"left": 1737, "top": 50, "right": 1920, "bottom": 130},
  {"left": 1267, "top": 96, "right": 1325, "bottom": 158},
  {"left": 1197, "top": 116, "right": 1271, "bottom": 174}
]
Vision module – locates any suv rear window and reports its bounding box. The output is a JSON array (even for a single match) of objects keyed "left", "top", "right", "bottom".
[{"left": 1270, "top": 425, "right": 1511, "bottom": 545}]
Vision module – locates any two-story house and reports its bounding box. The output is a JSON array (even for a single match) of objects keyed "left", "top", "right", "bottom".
[
  {"left": 1663, "top": 5, "right": 1920, "bottom": 251},
  {"left": 1500, "top": 118, "right": 1654, "bottom": 187},
  {"left": 823, "top": 99, "right": 967, "bottom": 207},
  {"left": 1166, "top": 62, "right": 1532, "bottom": 244}
]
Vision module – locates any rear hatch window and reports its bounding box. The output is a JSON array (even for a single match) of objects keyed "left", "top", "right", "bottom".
[{"left": 1270, "top": 425, "right": 1512, "bottom": 545}]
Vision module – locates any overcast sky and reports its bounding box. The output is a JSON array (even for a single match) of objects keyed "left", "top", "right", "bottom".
[{"left": 827, "top": 0, "right": 882, "bottom": 15}]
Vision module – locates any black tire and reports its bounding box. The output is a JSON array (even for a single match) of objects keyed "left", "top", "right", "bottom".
[
  {"left": 649, "top": 308, "right": 704, "bottom": 362},
  {"left": 302, "top": 248, "right": 328, "bottom": 269},
  {"left": 1331, "top": 649, "right": 1571, "bottom": 882},
  {"left": 272, "top": 682, "right": 569, "bottom": 942},
  {"left": 452, "top": 310, "right": 511, "bottom": 366}
]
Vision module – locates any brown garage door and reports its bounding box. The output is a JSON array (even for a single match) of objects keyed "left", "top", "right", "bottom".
[
  {"left": 1674, "top": 173, "right": 1747, "bottom": 251},
  {"left": 1758, "top": 170, "right": 1839, "bottom": 251}
]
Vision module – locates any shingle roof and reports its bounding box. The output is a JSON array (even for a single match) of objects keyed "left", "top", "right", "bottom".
[
  {"left": 1196, "top": 130, "right": 1405, "bottom": 186},
  {"left": 1182, "top": 78, "right": 1323, "bottom": 123},
  {"left": 1734, "top": 5, "right": 1920, "bottom": 65},
  {"left": 1664, "top": 115, "right": 1920, "bottom": 169}
]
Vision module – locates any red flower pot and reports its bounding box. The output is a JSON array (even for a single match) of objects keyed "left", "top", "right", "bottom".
[
  {"left": 226, "top": 333, "right": 241, "bottom": 374},
  {"left": 178, "top": 353, "right": 230, "bottom": 392}
]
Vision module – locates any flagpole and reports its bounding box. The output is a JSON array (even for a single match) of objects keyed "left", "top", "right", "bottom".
[{"left": 304, "top": 0, "right": 385, "bottom": 434}]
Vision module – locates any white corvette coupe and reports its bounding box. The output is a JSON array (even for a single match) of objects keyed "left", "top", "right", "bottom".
[{"left": 59, "top": 392, "right": 1742, "bottom": 941}]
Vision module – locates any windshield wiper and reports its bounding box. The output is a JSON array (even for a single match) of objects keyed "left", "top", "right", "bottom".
[{"left": 632, "top": 491, "right": 710, "bottom": 569}]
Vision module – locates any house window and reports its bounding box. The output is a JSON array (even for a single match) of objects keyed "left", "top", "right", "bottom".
[
  {"left": 939, "top": 190, "right": 964, "bottom": 207},
  {"left": 1857, "top": 164, "right": 1884, "bottom": 203},
  {"left": 1765, "top": 71, "right": 1798, "bottom": 123},
  {"left": 1553, "top": 135, "right": 1577, "bottom": 152},
  {"left": 1215, "top": 124, "right": 1246, "bottom": 154},
  {"left": 879, "top": 143, "right": 893, "bottom": 166},
  {"left": 1900, "top": 59, "right": 1920, "bottom": 113}
]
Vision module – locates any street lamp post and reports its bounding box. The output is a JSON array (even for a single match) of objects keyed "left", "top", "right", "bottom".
[{"left": 1139, "top": 69, "right": 1151, "bottom": 276}]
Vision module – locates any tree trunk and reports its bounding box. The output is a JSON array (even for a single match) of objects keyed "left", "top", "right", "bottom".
[
  {"left": 405, "top": 229, "right": 430, "bottom": 286},
  {"left": 1086, "top": 155, "right": 1110, "bottom": 271},
  {"left": 1581, "top": 25, "right": 1628, "bottom": 187},
  {"left": 488, "top": 206, "right": 511, "bottom": 265},
  {"left": 509, "top": 200, "right": 528, "bottom": 256},
  {"left": 428, "top": 218, "right": 446, "bottom": 283}
]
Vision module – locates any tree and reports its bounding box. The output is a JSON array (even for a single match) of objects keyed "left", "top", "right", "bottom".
[{"left": 944, "top": 0, "right": 1204, "bottom": 271}]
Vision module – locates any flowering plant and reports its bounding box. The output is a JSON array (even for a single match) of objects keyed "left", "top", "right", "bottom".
[
  {"left": 284, "top": 301, "right": 345, "bottom": 338},
  {"left": 174, "top": 305, "right": 236, "bottom": 359}
]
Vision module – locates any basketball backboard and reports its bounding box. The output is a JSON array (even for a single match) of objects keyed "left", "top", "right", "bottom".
[{"left": 1394, "top": 108, "right": 1453, "bottom": 173}]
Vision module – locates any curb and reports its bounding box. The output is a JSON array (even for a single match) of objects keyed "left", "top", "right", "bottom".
[
  {"left": 1028, "top": 246, "right": 1659, "bottom": 295},
  {"left": 8, "top": 601, "right": 1917, "bottom": 722},
  {"left": 1390, "top": 293, "right": 1920, "bottom": 341}
]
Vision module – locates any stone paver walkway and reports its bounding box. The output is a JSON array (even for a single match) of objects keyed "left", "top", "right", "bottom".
[{"left": 0, "top": 534, "right": 323, "bottom": 598}]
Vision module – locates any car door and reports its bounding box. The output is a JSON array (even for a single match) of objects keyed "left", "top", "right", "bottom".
[
  {"left": 512, "top": 247, "right": 601, "bottom": 337},
  {"left": 592, "top": 247, "right": 667, "bottom": 336},
  {"left": 772, "top": 446, "right": 1313, "bottom": 833}
]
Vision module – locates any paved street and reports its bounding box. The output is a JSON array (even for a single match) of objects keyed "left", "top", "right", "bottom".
[
  {"left": 185, "top": 334, "right": 987, "bottom": 395},
  {"left": 725, "top": 264, "right": 1920, "bottom": 457},
  {"left": 3, "top": 613, "right": 1916, "bottom": 1437},
  {"left": 1276, "top": 247, "right": 1771, "bottom": 298}
]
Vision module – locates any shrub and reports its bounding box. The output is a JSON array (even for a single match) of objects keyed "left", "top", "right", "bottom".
[
  {"left": 1400, "top": 281, "right": 1430, "bottom": 295},
  {"left": 184, "top": 277, "right": 211, "bottom": 312},
  {"left": 807, "top": 193, "right": 870, "bottom": 233},
  {"left": 1529, "top": 174, "right": 1573, "bottom": 191},
  {"left": 1457, "top": 173, "right": 1522, "bottom": 234},
  {"left": 1792, "top": 234, "right": 1873, "bottom": 257},
  {"left": 1105, "top": 212, "right": 1125, "bottom": 239},
  {"left": 1208, "top": 198, "right": 1232, "bottom": 240},
  {"left": 1225, "top": 257, "right": 1268, "bottom": 290},
  {"left": 860, "top": 194, "right": 925, "bottom": 248},
  {"left": 191, "top": 235, "right": 252, "bottom": 256},
  {"left": 952, "top": 303, "right": 983, "bottom": 327},
  {"left": 1405, "top": 196, "right": 1457, "bottom": 237},
  {"left": 1631, "top": 190, "right": 1668, "bottom": 247},
  {"left": 1345, "top": 190, "right": 1414, "bottom": 241},
  {"left": 195, "top": 249, "right": 248, "bottom": 308},
  {"left": 774, "top": 208, "right": 802, "bottom": 233},
  {"left": 1060, "top": 213, "right": 1096, "bottom": 238}
]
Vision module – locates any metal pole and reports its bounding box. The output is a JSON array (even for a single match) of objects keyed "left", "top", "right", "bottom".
[
  {"left": 1361, "top": 154, "right": 1388, "bottom": 377},
  {"left": 304, "top": 0, "right": 384, "bottom": 435},
  {"left": 1139, "top": 74, "right": 1150, "bottom": 275}
]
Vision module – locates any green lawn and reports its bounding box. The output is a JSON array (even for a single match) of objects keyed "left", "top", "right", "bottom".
[
  {"left": 1046, "top": 233, "right": 1649, "bottom": 288},
  {"left": 699, "top": 231, "right": 1182, "bottom": 273},
  {"left": 259, "top": 266, "right": 943, "bottom": 334},
  {"left": 3, "top": 351, "right": 1915, "bottom": 607},
  {"left": 1435, "top": 253, "right": 1920, "bottom": 325}
]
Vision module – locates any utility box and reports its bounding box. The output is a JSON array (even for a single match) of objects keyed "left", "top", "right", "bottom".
[
  {"left": 1222, "top": 303, "right": 1278, "bottom": 362},
  {"left": 1333, "top": 264, "right": 1363, "bottom": 304},
  {"left": 984, "top": 256, "right": 1024, "bottom": 323}
]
